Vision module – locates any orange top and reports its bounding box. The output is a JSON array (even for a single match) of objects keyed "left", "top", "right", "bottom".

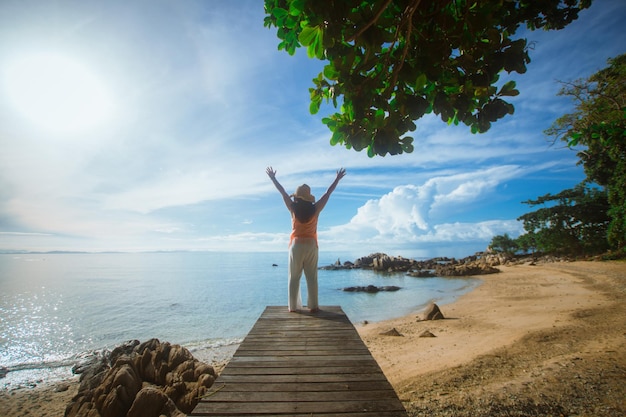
[{"left": 289, "top": 213, "right": 319, "bottom": 246}]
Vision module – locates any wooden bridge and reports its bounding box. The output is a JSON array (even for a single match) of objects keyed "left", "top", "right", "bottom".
[{"left": 190, "top": 306, "right": 407, "bottom": 416}]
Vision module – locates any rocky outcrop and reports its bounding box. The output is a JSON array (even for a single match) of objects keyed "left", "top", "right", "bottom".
[
  {"left": 342, "top": 285, "right": 401, "bottom": 293},
  {"left": 355, "top": 253, "right": 417, "bottom": 272},
  {"left": 323, "top": 252, "right": 502, "bottom": 277},
  {"left": 434, "top": 262, "right": 499, "bottom": 276},
  {"left": 65, "top": 339, "right": 215, "bottom": 417}
]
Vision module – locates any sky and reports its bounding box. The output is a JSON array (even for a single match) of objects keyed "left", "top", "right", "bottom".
[{"left": 0, "top": 0, "right": 624, "bottom": 258}]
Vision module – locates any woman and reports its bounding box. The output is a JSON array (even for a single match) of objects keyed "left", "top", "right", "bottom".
[{"left": 266, "top": 167, "right": 346, "bottom": 312}]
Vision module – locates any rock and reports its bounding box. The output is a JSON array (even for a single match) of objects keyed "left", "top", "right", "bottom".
[
  {"left": 435, "top": 262, "right": 499, "bottom": 276},
  {"left": 422, "top": 303, "right": 445, "bottom": 320},
  {"left": 419, "top": 330, "right": 437, "bottom": 338},
  {"left": 319, "top": 260, "right": 355, "bottom": 270},
  {"left": 342, "top": 285, "right": 401, "bottom": 293},
  {"left": 55, "top": 383, "right": 71, "bottom": 392},
  {"left": 93, "top": 363, "right": 141, "bottom": 417},
  {"left": 408, "top": 269, "right": 436, "bottom": 277},
  {"left": 380, "top": 328, "right": 403, "bottom": 337},
  {"left": 110, "top": 340, "right": 140, "bottom": 364},
  {"left": 65, "top": 339, "right": 216, "bottom": 417},
  {"left": 126, "top": 387, "right": 168, "bottom": 417},
  {"left": 72, "top": 349, "right": 109, "bottom": 378}
]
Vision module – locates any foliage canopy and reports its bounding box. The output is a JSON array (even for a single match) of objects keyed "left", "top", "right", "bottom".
[
  {"left": 546, "top": 54, "right": 626, "bottom": 249},
  {"left": 264, "top": 0, "right": 592, "bottom": 156},
  {"left": 488, "top": 233, "right": 518, "bottom": 254},
  {"left": 516, "top": 185, "right": 610, "bottom": 255}
]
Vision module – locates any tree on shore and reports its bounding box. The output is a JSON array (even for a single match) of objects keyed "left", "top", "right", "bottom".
[
  {"left": 488, "top": 233, "right": 518, "bottom": 254},
  {"left": 489, "top": 55, "right": 624, "bottom": 258},
  {"left": 516, "top": 185, "right": 610, "bottom": 256},
  {"left": 264, "top": 0, "right": 592, "bottom": 156},
  {"left": 489, "top": 185, "right": 610, "bottom": 257},
  {"left": 545, "top": 53, "right": 626, "bottom": 251}
]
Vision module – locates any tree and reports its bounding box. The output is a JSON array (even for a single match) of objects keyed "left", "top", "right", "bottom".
[
  {"left": 264, "top": 0, "right": 592, "bottom": 156},
  {"left": 488, "top": 233, "right": 518, "bottom": 254},
  {"left": 515, "top": 232, "right": 538, "bottom": 254},
  {"left": 546, "top": 54, "right": 626, "bottom": 250},
  {"left": 516, "top": 185, "right": 610, "bottom": 255}
]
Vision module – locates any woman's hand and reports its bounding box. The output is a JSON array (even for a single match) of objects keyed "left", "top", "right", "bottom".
[
  {"left": 266, "top": 166, "right": 277, "bottom": 180},
  {"left": 336, "top": 168, "right": 346, "bottom": 182}
]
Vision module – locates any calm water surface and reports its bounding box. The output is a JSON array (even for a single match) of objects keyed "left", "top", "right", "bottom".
[{"left": 0, "top": 251, "right": 480, "bottom": 389}]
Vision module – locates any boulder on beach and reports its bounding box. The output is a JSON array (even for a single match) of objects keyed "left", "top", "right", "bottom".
[
  {"left": 421, "top": 303, "right": 445, "bottom": 320},
  {"left": 65, "top": 338, "right": 215, "bottom": 417},
  {"left": 380, "top": 328, "right": 404, "bottom": 337}
]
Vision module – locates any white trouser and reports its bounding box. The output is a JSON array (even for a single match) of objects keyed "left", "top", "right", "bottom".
[{"left": 288, "top": 240, "right": 318, "bottom": 311}]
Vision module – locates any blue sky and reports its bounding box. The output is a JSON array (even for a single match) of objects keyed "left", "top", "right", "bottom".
[{"left": 0, "top": 0, "right": 624, "bottom": 258}]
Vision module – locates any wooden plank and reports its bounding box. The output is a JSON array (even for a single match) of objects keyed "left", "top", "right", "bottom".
[
  {"left": 189, "top": 306, "right": 407, "bottom": 416},
  {"left": 206, "top": 381, "right": 396, "bottom": 392},
  {"left": 205, "top": 390, "right": 400, "bottom": 402},
  {"left": 193, "top": 400, "right": 404, "bottom": 414},
  {"left": 215, "top": 373, "right": 390, "bottom": 383}
]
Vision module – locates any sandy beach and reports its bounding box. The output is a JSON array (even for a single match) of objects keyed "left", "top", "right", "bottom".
[
  {"left": 358, "top": 260, "right": 626, "bottom": 416},
  {"left": 1, "top": 260, "right": 624, "bottom": 416}
]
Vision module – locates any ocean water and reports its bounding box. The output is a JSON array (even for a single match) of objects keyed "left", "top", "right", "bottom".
[{"left": 0, "top": 251, "right": 480, "bottom": 389}]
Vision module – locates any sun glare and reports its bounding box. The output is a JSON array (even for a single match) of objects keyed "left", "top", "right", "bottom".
[{"left": 4, "top": 52, "right": 114, "bottom": 134}]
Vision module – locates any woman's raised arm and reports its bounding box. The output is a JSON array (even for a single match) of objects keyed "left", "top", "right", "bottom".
[
  {"left": 266, "top": 166, "right": 293, "bottom": 211},
  {"left": 315, "top": 168, "right": 346, "bottom": 212}
]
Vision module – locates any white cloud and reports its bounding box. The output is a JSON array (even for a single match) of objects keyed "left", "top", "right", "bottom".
[{"left": 321, "top": 165, "right": 530, "bottom": 251}]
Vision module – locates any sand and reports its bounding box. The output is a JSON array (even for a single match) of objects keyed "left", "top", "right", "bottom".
[
  {"left": 1, "top": 260, "right": 624, "bottom": 416},
  {"left": 0, "top": 380, "right": 78, "bottom": 417},
  {"left": 357, "top": 260, "right": 626, "bottom": 416}
]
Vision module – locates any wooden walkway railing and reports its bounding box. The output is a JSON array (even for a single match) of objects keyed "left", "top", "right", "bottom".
[{"left": 190, "top": 305, "right": 407, "bottom": 416}]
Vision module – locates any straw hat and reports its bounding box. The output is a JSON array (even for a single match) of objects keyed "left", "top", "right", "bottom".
[{"left": 292, "top": 184, "right": 315, "bottom": 202}]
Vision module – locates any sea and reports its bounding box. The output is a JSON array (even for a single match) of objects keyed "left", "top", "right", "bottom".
[{"left": 0, "top": 251, "right": 481, "bottom": 390}]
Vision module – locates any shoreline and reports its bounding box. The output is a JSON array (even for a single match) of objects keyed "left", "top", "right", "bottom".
[
  {"left": 357, "top": 260, "right": 626, "bottom": 416},
  {"left": 2, "top": 260, "right": 624, "bottom": 416}
]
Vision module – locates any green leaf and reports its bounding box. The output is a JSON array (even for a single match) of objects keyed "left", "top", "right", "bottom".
[
  {"left": 401, "top": 137, "right": 414, "bottom": 153},
  {"left": 272, "top": 8, "right": 288, "bottom": 19},
  {"left": 289, "top": 0, "right": 305, "bottom": 16},
  {"left": 323, "top": 65, "right": 339, "bottom": 80},
  {"left": 309, "top": 98, "right": 321, "bottom": 114},
  {"left": 567, "top": 132, "right": 581, "bottom": 148},
  {"left": 313, "top": 30, "right": 324, "bottom": 59},
  {"left": 330, "top": 130, "right": 344, "bottom": 146},
  {"left": 499, "top": 80, "right": 519, "bottom": 97},
  {"left": 321, "top": 117, "right": 336, "bottom": 130},
  {"left": 414, "top": 73, "right": 427, "bottom": 90},
  {"left": 298, "top": 26, "right": 318, "bottom": 46},
  {"left": 298, "top": 25, "right": 324, "bottom": 59}
]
